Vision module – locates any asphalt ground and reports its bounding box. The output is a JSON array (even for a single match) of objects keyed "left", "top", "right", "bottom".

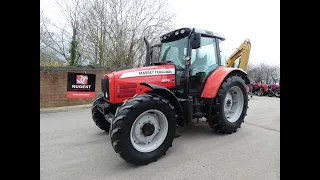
[{"left": 40, "top": 96, "right": 280, "bottom": 180}]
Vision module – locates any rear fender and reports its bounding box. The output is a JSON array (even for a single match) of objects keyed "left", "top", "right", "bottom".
[
  {"left": 140, "top": 83, "right": 183, "bottom": 121},
  {"left": 201, "top": 66, "right": 250, "bottom": 98}
]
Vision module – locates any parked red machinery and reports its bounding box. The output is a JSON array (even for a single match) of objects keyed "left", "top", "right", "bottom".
[
  {"left": 247, "top": 82, "right": 267, "bottom": 96},
  {"left": 267, "top": 83, "right": 280, "bottom": 97}
]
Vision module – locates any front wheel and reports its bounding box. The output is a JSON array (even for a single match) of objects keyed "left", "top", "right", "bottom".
[
  {"left": 110, "top": 94, "right": 177, "bottom": 165},
  {"left": 210, "top": 76, "right": 248, "bottom": 134},
  {"left": 91, "top": 93, "right": 112, "bottom": 132}
]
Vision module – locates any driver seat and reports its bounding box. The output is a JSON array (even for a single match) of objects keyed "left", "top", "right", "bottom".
[{"left": 189, "top": 55, "right": 208, "bottom": 93}]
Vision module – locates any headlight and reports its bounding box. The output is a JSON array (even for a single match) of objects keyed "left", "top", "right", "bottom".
[{"left": 101, "top": 76, "right": 109, "bottom": 100}]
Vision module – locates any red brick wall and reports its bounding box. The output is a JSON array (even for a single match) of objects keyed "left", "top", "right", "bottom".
[{"left": 40, "top": 67, "right": 121, "bottom": 108}]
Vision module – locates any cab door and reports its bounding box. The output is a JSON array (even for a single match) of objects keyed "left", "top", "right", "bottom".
[{"left": 188, "top": 36, "right": 220, "bottom": 94}]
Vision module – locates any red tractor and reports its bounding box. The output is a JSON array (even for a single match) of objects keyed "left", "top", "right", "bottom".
[
  {"left": 91, "top": 28, "right": 250, "bottom": 165},
  {"left": 267, "top": 84, "right": 280, "bottom": 98},
  {"left": 248, "top": 82, "right": 267, "bottom": 96}
]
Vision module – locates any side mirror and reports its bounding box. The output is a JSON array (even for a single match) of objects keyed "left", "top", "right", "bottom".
[{"left": 190, "top": 33, "right": 201, "bottom": 49}]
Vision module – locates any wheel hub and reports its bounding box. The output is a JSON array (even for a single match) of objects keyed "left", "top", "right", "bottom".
[
  {"left": 223, "top": 86, "right": 244, "bottom": 123},
  {"left": 224, "top": 93, "right": 233, "bottom": 112},
  {"left": 142, "top": 123, "right": 155, "bottom": 136},
  {"left": 226, "top": 99, "right": 232, "bottom": 107},
  {"left": 130, "top": 109, "right": 169, "bottom": 153},
  {"left": 132, "top": 113, "right": 160, "bottom": 144}
]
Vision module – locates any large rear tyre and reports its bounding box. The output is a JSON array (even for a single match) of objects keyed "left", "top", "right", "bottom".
[
  {"left": 91, "top": 93, "right": 111, "bottom": 132},
  {"left": 110, "top": 94, "right": 177, "bottom": 165},
  {"left": 211, "top": 76, "right": 248, "bottom": 134}
]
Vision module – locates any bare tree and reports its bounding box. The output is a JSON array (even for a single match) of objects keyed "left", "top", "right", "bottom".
[
  {"left": 40, "top": 10, "right": 51, "bottom": 51},
  {"left": 80, "top": 0, "right": 175, "bottom": 67},
  {"left": 41, "top": 0, "right": 174, "bottom": 67},
  {"left": 40, "top": 10, "right": 63, "bottom": 66},
  {"left": 247, "top": 63, "right": 262, "bottom": 83},
  {"left": 40, "top": 19, "right": 69, "bottom": 62},
  {"left": 55, "top": 0, "right": 85, "bottom": 66},
  {"left": 80, "top": 0, "right": 111, "bottom": 66},
  {"left": 40, "top": 0, "right": 85, "bottom": 66},
  {"left": 246, "top": 62, "right": 280, "bottom": 84},
  {"left": 260, "top": 63, "right": 280, "bottom": 84},
  {"left": 40, "top": 49, "right": 64, "bottom": 66},
  {"left": 269, "top": 64, "right": 280, "bottom": 83}
]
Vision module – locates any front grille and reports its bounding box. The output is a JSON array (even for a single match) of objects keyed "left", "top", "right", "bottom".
[
  {"left": 101, "top": 76, "right": 109, "bottom": 99},
  {"left": 116, "top": 84, "right": 136, "bottom": 98}
]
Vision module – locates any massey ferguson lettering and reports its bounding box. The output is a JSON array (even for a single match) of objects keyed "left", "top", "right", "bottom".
[
  {"left": 138, "top": 70, "right": 173, "bottom": 75},
  {"left": 71, "top": 84, "right": 91, "bottom": 89},
  {"left": 139, "top": 71, "right": 154, "bottom": 75},
  {"left": 120, "top": 68, "right": 175, "bottom": 78}
]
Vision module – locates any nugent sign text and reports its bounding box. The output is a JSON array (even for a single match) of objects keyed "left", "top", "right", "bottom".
[{"left": 67, "top": 72, "right": 96, "bottom": 98}]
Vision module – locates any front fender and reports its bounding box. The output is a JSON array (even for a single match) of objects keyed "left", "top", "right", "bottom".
[{"left": 140, "top": 83, "right": 183, "bottom": 119}]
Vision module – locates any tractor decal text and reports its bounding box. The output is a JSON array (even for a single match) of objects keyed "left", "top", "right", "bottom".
[
  {"left": 120, "top": 68, "right": 175, "bottom": 78},
  {"left": 161, "top": 79, "right": 170, "bottom": 83},
  {"left": 71, "top": 85, "right": 92, "bottom": 89}
]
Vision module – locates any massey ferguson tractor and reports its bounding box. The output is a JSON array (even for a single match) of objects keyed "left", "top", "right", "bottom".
[
  {"left": 248, "top": 82, "right": 268, "bottom": 96},
  {"left": 91, "top": 27, "right": 251, "bottom": 165}
]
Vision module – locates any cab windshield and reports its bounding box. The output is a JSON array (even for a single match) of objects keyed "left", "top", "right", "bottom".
[
  {"left": 159, "top": 35, "right": 217, "bottom": 71},
  {"left": 159, "top": 36, "right": 188, "bottom": 69}
]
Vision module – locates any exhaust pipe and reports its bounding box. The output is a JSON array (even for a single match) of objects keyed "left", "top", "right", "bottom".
[{"left": 144, "top": 37, "right": 151, "bottom": 66}]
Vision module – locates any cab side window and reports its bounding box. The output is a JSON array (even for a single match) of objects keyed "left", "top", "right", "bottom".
[{"left": 190, "top": 37, "right": 218, "bottom": 76}]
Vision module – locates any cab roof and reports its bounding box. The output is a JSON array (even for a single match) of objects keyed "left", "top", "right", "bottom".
[{"left": 160, "top": 27, "right": 226, "bottom": 42}]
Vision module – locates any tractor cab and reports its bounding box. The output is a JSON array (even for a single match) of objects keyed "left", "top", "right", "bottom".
[{"left": 155, "top": 28, "right": 226, "bottom": 97}]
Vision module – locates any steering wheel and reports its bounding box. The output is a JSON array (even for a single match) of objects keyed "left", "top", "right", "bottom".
[{"left": 191, "top": 64, "right": 210, "bottom": 76}]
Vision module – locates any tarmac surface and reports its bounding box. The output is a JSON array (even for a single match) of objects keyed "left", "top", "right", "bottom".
[{"left": 40, "top": 96, "right": 280, "bottom": 180}]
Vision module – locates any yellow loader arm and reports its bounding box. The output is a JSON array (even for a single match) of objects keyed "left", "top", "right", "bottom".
[{"left": 225, "top": 39, "right": 251, "bottom": 71}]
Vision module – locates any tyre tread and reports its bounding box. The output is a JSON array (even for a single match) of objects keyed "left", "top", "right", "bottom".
[{"left": 110, "top": 93, "right": 177, "bottom": 165}]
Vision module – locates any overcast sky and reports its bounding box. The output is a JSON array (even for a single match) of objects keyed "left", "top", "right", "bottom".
[{"left": 41, "top": 0, "right": 280, "bottom": 65}]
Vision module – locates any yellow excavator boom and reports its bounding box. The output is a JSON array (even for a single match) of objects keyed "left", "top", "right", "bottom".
[{"left": 225, "top": 39, "right": 251, "bottom": 71}]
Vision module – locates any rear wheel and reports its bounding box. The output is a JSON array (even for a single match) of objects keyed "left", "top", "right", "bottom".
[
  {"left": 268, "top": 91, "right": 274, "bottom": 97},
  {"left": 110, "top": 94, "right": 177, "bottom": 165},
  {"left": 210, "top": 76, "right": 248, "bottom": 134},
  {"left": 91, "top": 93, "right": 112, "bottom": 132},
  {"left": 256, "top": 89, "right": 263, "bottom": 96},
  {"left": 274, "top": 89, "right": 280, "bottom": 98}
]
